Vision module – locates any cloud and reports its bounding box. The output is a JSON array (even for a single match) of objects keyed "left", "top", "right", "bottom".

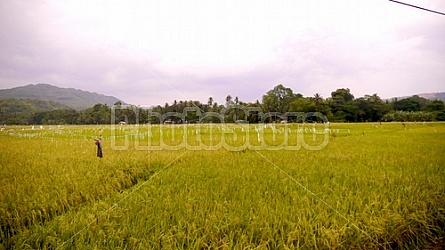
[{"left": 1, "top": 0, "right": 444, "bottom": 106}]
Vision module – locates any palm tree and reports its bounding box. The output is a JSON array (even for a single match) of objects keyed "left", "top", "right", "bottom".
[
  {"left": 234, "top": 96, "right": 240, "bottom": 121},
  {"left": 226, "top": 95, "right": 233, "bottom": 107},
  {"left": 314, "top": 93, "right": 323, "bottom": 112},
  {"left": 173, "top": 100, "right": 177, "bottom": 112},
  {"left": 213, "top": 102, "right": 218, "bottom": 113},
  {"left": 314, "top": 93, "right": 322, "bottom": 105},
  {"left": 369, "top": 94, "right": 381, "bottom": 105}
]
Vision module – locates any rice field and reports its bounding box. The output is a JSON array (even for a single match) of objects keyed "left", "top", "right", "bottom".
[{"left": 1, "top": 122, "right": 444, "bottom": 249}]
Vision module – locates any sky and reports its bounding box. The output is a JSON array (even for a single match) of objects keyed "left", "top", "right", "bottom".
[{"left": 0, "top": 0, "right": 444, "bottom": 107}]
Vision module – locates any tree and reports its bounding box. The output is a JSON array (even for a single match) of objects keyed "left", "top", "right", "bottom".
[
  {"left": 262, "top": 84, "right": 297, "bottom": 114},
  {"left": 353, "top": 97, "right": 370, "bottom": 122},
  {"left": 330, "top": 88, "right": 355, "bottom": 121},
  {"left": 382, "top": 111, "right": 434, "bottom": 122},
  {"left": 79, "top": 104, "right": 111, "bottom": 124},
  {"left": 423, "top": 99, "right": 445, "bottom": 112},
  {"left": 331, "top": 88, "right": 354, "bottom": 103},
  {"left": 173, "top": 100, "right": 178, "bottom": 112},
  {"left": 393, "top": 95, "right": 429, "bottom": 111},
  {"left": 313, "top": 93, "right": 323, "bottom": 111},
  {"left": 212, "top": 102, "right": 219, "bottom": 113},
  {"left": 368, "top": 94, "right": 391, "bottom": 121},
  {"left": 351, "top": 94, "right": 390, "bottom": 122},
  {"left": 422, "top": 100, "right": 445, "bottom": 121},
  {"left": 290, "top": 97, "right": 315, "bottom": 113},
  {"left": 343, "top": 102, "right": 359, "bottom": 122},
  {"left": 31, "top": 109, "right": 79, "bottom": 124},
  {"left": 225, "top": 95, "right": 233, "bottom": 107}
]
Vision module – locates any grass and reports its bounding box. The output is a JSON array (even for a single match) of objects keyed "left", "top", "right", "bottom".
[{"left": 0, "top": 122, "right": 444, "bottom": 249}]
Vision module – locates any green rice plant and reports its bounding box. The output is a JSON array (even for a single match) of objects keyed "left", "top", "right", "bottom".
[{"left": 0, "top": 122, "right": 444, "bottom": 249}]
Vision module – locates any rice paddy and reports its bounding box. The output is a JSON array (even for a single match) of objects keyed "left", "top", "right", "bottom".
[{"left": 1, "top": 122, "right": 444, "bottom": 249}]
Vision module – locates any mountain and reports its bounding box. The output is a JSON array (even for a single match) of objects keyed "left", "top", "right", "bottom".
[
  {"left": 417, "top": 92, "right": 445, "bottom": 102},
  {"left": 0, "top": 83, "right": 126, "bottom": 110},
  {"left": 389, "top": 92, "right": 445, "bottom": 102}
]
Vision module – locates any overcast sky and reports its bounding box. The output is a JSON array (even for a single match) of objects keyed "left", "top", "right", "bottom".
[{"left": 1, "top": 0, "right": 444, "bottom": 106}]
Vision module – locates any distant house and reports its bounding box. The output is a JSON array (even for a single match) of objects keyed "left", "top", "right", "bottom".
[
  {"left": 235, "top": 120, "right": 247, "bottom": 124},
  {"left": 119, "top": 121, "right": 126, "bottom": 125}
]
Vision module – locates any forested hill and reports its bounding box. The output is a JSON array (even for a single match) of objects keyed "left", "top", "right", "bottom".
[
  {"left": 0, "top": 99, "right": 74, "bottom": 124},
  {"left": 1, "top": 83, "right": 444, "bottom": 125},
  {"left": 0, "top": 98, "right": 71, "bottom": 112},
  {"left": 418, "top": 93, "right": 445, "bottom": 102},
  {"left": 0, "top": 83, "right": 125, "bottom": 110},
  {"left": 393, "top": 92, "right": 445, "bottom": 102}
]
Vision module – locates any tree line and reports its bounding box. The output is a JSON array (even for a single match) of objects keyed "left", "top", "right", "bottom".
[{"left": 1, "top": 85, "right": 444, "bottom": 125}]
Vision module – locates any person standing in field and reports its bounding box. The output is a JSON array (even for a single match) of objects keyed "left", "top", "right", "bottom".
[{"left": 95, "top": 135, "right": 103, "bottom": 158}]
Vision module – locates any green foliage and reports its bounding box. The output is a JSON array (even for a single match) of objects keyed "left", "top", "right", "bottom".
[
  {"left": 0, "top": 99, "right": 72, "bottom": 125},
  {"left": 352, "top": 95, "right": 391, "bottom": 122},
  {"left": 423, "top": 100, "right": 445, "bottom": 112},
  {"left": 392, "top": 95, "right": 430, "bottom": 111},
  {"left": 79, "top": 104, "right": 112, "bottom": 124},
  {"left": 436, "top": 111, "right": 445, "bottom": 121},
  {"left": 262, "top": 84, "right": 298, "bottom": 114},
  {"left": 332, "top": 88, "right": 355, "bottom": 103},
  {"left": 290, "top": 97, "right": 315, "bottom": 112},
  {"left": 32, "top": 109, "right": 79, "bottom": 125},
  {"left": 382, "top": 111, "right": 434, "bottom": 122},
  {"left": 329, "top": 88, "right": 355, "bottom": 121},
  {"left": 2, "top": 85, "right": 445, "bottom": 124}
]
